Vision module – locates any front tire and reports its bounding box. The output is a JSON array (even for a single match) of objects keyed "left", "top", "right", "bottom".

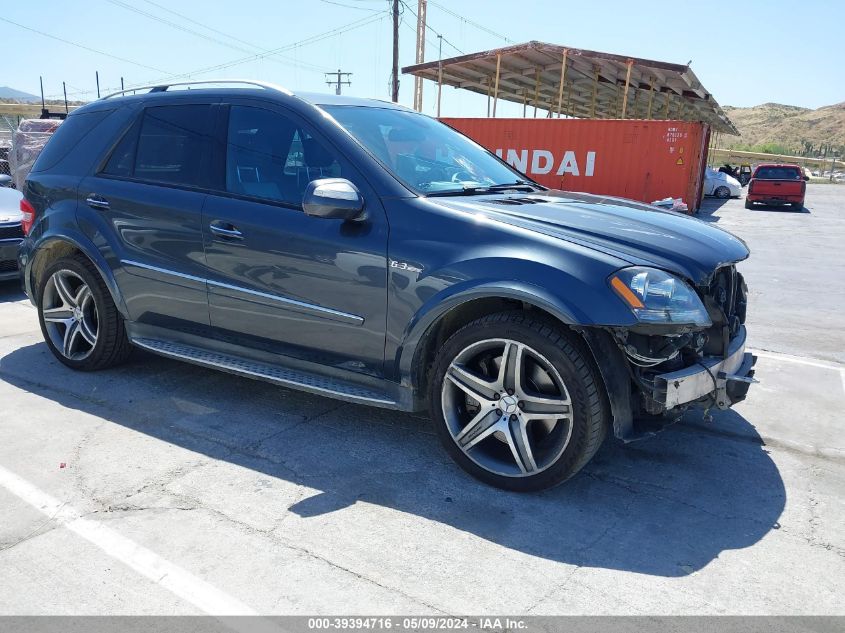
[
  {"left": 714, "top": 186, "right": 731, "bottom": 199},
  {"left": 429, "top": 312, "right": 608, "bottom": 492},
  {"left": 37, "top": 255, "right": 132, "bottom": 371}
]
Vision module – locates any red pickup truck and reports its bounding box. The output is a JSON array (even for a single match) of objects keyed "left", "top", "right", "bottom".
[{"left": 745, "top": 163, "right": 808, "bottom": 210}]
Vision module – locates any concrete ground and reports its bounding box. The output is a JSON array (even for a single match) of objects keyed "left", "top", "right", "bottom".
[{"left": 0, "top": 184, "right": 843, "bottom": 615}]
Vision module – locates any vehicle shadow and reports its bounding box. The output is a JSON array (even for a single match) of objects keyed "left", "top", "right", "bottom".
[
  {"left": 0, "top": 280, "right": 25, "bottom": 304},
  {"left": 749, "top": 203, "right": 811, "bottom": 214},
  {"left": 0, "top": 342, "right": 786, "bottom": 578},
  {"left": 696, "top": 196, "right": 733, "bottom": 222}
]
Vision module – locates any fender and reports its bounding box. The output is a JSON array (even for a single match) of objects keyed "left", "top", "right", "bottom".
[
  {"left": 397, "top": 278, "right": 594, "bottom": 385},
  {"left": 22, "top": 229, "right": 129, "bottom": 319}
]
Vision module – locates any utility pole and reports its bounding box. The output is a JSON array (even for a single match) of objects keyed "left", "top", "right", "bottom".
[
  {"left": 412, "top": 0, "right": 427, "bottom": 111},
  {"left": 325, "top": 69, "right": 352, "bottom": 95},
  {"left": 391, "top": 0, "right": 399, "bottom": 102}
]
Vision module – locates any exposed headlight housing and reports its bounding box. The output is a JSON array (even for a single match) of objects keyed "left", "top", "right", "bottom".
[{"left": 610, "top": 267, "right": 711, "bottom": 326}]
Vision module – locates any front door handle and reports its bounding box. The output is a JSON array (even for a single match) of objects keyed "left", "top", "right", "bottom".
[
  {"left": 86, "top": 195, "right": 110, "bottom": 210},
  {"left": 209, "top": 221, "right": 243, "bottom": 240}
]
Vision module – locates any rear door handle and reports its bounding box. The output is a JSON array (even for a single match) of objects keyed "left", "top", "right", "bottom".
[
  {"left": 209, "top": 221, "right": 243, "bottom": 240},
  {"left": 86, "top": 195, "right": 110, "bottom": 210}
]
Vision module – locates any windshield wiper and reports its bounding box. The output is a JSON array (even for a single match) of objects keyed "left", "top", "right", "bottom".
[{"left": 424, "top": 180, "right": 541, "bottom": 197}]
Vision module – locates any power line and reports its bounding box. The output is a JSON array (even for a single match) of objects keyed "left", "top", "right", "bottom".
[
  {"left": 106, "top": 0, "right": 328, "bottom": 74},
  {"left": 317, "top": 0, "right": 385, "bottom": 10},
  {"left": 115, "top": 12, "right": 387, "bottom": 93},
  {"left": 399, "top": 1, "right": 463, "bottom": 55},
  {"left": 0, "top": 16, "right": 168, "bottom": 74},
  {"left": 428, "top": 1, "right": 513, "bottom": 44}
]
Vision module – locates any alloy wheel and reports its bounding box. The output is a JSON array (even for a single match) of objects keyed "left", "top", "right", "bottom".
[
  {"left": 42, "top": 269, "right": 99, "bottom": 361},
  {"left": 441, "top": 338, "right": 574, "bottom": 478}
]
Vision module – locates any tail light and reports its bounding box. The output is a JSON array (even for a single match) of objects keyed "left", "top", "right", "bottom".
[
  {"left": 20, "top": 198, "right": 35, "bottom": 235},
  {"left": 747, "top": 180, "right": 755, "bottom": 194}
]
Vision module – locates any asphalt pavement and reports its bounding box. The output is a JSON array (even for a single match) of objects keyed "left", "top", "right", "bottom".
[{"left": 0, "top": 184, "right": 842, "bottom": 615}]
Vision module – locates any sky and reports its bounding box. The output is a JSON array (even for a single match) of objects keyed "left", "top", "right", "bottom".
[{"left": 2, "top": 0, "right": 843, "bottom": 117}]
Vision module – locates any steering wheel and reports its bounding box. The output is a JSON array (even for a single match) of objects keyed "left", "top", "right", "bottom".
[{"left": 451, "top": 170, "right": 475, "bottom": 183}]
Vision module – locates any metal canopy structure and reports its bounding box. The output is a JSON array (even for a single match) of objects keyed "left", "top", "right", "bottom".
[{"left": 402, "top": 40, "right": 738, "bottom": 134}]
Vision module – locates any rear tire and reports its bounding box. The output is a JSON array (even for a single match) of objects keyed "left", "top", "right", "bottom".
[
  {"left": 428, "top": 311, "right": 608, "bottom": 492},
  {"left": 791, "top": 202, "right": 803, "bottom": 210},
  {"left": 37, "top": 255, "right": 132, "bottom": 371},
  {"left": 714, "top": 186, "right": 731, "bottom": 199},
  {"left": 744, "top": 199, "right": 754, "bottom": 209}
]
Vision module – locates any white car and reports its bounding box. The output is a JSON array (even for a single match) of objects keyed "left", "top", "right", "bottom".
[
  {"left": 0, "top": 186, "right": 24, "bottom": 282},
  {"left": 704, "top": 168, "right": 742, "bottom": 199}
]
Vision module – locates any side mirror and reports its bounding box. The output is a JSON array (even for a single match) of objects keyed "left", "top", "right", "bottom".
[
  {"left": 803, "top": 175, "right": 810, "bottom": 181},
  {"left": 0, "top": 174, "right": 12, "bottom": 188},
  {"left": 302, "top": 178, "right": 365, "bottom": 221}
]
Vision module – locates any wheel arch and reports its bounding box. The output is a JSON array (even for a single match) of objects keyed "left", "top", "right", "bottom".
[
  {"left": 26, "top": 233, "right": 128, "bottom": 318},
  {"left": 398, "top": 282, "right": 602, "bottom": 400}
]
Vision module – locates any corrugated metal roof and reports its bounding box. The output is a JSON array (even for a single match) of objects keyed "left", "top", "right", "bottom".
[{"left": 402, "top": 41, "right": 738, "bottom": 135}]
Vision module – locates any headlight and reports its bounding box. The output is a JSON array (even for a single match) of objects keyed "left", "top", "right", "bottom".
[{"left": 609, "top": 267, "right": 711, "bottom": 326}]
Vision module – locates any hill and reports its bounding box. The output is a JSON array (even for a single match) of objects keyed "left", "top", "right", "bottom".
[
  {"left": 723, "top": 102, "right": 845, "bottom": 156},
  {"left": 0, "top": 86, "right": 40, "bottom": 102}
]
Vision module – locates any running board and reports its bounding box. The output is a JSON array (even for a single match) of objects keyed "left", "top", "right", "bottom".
[{"left": 131, "top": 338, "right": 398, "bottom": 408}]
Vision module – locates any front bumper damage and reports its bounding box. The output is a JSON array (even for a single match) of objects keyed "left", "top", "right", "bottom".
[{"left": 653, "top": 325, "right": 757, "bottom": 410}]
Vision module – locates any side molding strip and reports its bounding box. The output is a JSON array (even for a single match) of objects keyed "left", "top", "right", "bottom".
[{"left": 121, "top": 259, "right": 364, "bottom": 325}]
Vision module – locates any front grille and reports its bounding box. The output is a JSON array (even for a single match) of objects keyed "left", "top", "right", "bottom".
[
  {"left": 0, "top": 260, "right": 18, "bottom": 272},
  {"left": 708, "top": 264, "right": 746, "bottom": 326},
  {"left": 0, "top": 224, "right": 24, "bottom": 240},
  {"left": 700, "top": 264, "right": 747, "bottom": 356}
]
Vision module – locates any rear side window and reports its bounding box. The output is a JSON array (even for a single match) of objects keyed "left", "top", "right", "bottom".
[
  {"left": 102, "top": 104, "right": 213, "bottom": 187},
  {"left": 755, "top": 166, "right": 802, "bottom": 180},
  {"left": 31, "top": 110, "right": 112, "bottom": 173}
]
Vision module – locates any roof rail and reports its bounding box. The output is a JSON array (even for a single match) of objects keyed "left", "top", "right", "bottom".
[{"left": 101, "top": 79, "right": 294, "bottom": 100}]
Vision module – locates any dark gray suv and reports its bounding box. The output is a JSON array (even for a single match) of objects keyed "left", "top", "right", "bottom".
[{"left": 18, "top": 80, "right": 756, "bottom": 491}]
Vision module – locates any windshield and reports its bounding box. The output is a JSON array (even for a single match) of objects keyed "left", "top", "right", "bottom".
[{"left": 321, "top": 105, "right": 533, "bottom": 195}]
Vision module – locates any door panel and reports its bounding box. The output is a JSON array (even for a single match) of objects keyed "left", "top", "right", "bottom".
[
  {"left": 203, "top": 103, "right": 388, "bottom": 376},
  {"left": 80, "top": 102, "right": 215, "bottom": 335}
]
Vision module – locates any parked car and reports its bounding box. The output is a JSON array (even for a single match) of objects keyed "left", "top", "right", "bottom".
[
  {"left": 18, "top": 80, "right": 757, "bottom": 491},
  {"left": 0, "top": 186, "right": 24, "bottom": 281},
  {"left": 745, "top": 163, "right": 808, "bottom": 210},
  {"left": 703, "top": 167, "right": 742, "bottom": 199}
]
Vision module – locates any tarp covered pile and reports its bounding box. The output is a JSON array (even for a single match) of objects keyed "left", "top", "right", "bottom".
[{"left": 9, "top": 119, "right": 62, "bottom": 189}]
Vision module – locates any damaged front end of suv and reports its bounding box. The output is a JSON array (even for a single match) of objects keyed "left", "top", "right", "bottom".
[{"left": 601, "top": 263, "right": 756, "bottom": 437}]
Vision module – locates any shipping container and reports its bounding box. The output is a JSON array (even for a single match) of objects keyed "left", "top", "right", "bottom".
[{"left": 441, "top": 118, "right": 711, "bottom": 213}]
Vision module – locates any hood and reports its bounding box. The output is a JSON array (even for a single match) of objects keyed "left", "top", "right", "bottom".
[
  {"left": 432, "top": 191, "right": 749, "bottom": 285},
  {"left": 0, "top": 187, "right": 23, "bottom": 223}
]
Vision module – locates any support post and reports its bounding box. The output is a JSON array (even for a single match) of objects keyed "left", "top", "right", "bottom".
[
  {"left": 621, "top": 58, "right": 634, "bottom": 118},
  {"left": 664, "top": 91, "right": 671, "bottom": 118},
  {"left": 533, "top": 68, "right": 540, "bottom": 118},
  {"left": 436, "top": 36, "right": 443, "bottom": 117},
  {"left": 492, "top": 53, "right": 501, "bottom": 117},
  {"left": 590, "top": 66, "right": 599, "bottom": 117},
  {"left": 556, "top": 49, "right": 568, "bottom": 118},
  {"left": 412, "top": 0, "right": 427, "bottom": 111},
  {"left": 486, "top": 78, "right": 492, "bottom": 117},
  {"left": 646, "top": 76, "right": 655, "bottom": 119},
  {"left": 391, "top": 0, "right": 399, "bottom": 102}
]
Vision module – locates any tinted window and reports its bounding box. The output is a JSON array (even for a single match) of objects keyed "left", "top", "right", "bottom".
[
  {"left": 225, "top": 105, "right": 342, "bottom": 205},
  {"left": 31, "top": 110, "right": 112, "bottom": 173},
  {"left": 132, "top": 105, "right": 213, "bottom": 186},
  {"left": 755, "top": 166, "right": 802, "bottom": 180},
  {"left": 102, "top": 119, "right": 140, "bottom": 177},
  {"left": 323, "top": 105, "right": 525, "bottom": 194}
]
